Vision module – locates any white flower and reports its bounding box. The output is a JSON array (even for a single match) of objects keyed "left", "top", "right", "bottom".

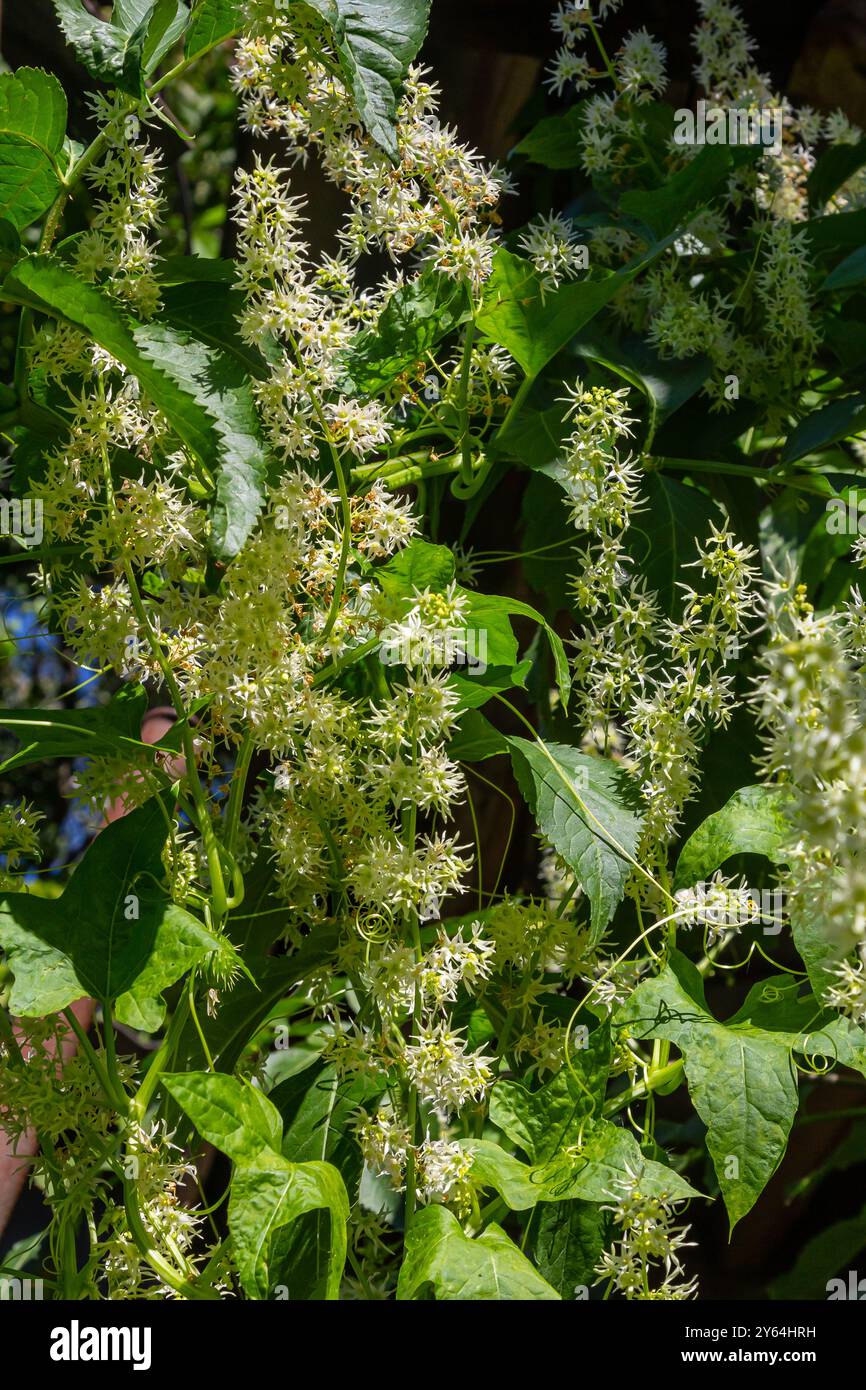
[
  {"left": 518, "top": 214, "right": 589, "bottom": 294},
  {"left": 615, "top": 29, "right": 667, "bottom": 103},
  {"left": 403, "top": 1021, "right": 492, "bottom": 1115}
]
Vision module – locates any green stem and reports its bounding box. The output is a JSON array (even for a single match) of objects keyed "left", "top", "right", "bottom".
[
  {"left": 224, "top": 731, "right": 254, "bottom": 856},
  {"left": 133, "top": 994, "right": 191, "bottom": 1120},
  {"left": 603, "top": 1059, "right": 684, "bottom": 1117},
  {"left": 586, "top": 16, "right": 619, "bottom": 86},
  {"left": 402, "top": 739, "right": 422, "bottom": 1234},
  {"left": 63, "top": 1008, "right": 126, "bottom": 1114},
  {"left": 187, "top": 968, "right": 215, "bottom": 1072},
  {"left": 311, "top": 637, "right": 379, "bottom": 687},
  {"left": 457, "top": 318, "right": 477, "bottom": 483},
  {"left": 122, "top": 1181, "right": 219, "bottom": 1300},
  {"left": 657, "top": 457, "right": 831, "bottom": 498},
  {"left": 493, "top": 375, "right": 534, "bottom": 443}
]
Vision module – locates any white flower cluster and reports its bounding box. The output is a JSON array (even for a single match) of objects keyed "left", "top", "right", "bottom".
[
  {"left": 0, "top": 800, "right": 42, "bottom": 882},
  {"left": 596, "top": 1164, "right": 697, "bottom": 1300},
  {"left": 674, "top": 872, "right": 760, "bottom": 946},
  {"left": 355, "top": 1113, "right": 475, "bottom": 1215},
  {"left": 518, "top": 214, "right": 589, "bottom": 296},
  {"left": 563, "top": 379, "right": 760, "bottom": 866},
  {"left": 99, "top": 1123, "right": 206, "bottom": 1299}
]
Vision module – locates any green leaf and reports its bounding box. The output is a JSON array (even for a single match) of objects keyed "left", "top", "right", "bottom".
[
  {"left": 492, "top": 595, "right": 571, "bottom": 709},
  {"left": 532, "top": 1200, "right": 609, "bottom": 1297},
  {"left": 819, "top": 1014, "right": 866, "bottom": 1082},
  {"left": 0, "top": 685, "right": 147, "bottom": 773},
  {"left": 497, "top": 403, "right": 570, "bottom": 471},
  {"left": 448, "top": 707, "right": 509, "bottom": 762},
  {"left": 136, "top": 0, "right": 190, "bottom": 71},
  {"left": 396, "top": 1205, "right": 560, "bottom": 1300},
  {"left": 52, "top": 0, "right": 176, "bottom": 95},
  {"left": 520, "top": 472, "right": 581, "bottom": 613},
  {"left": 808, "top": 137, "right": 866, "bottom": 210},
  {"left": 275, "top": 1063, "right": 382, "bottom": 1165},
  {"left": 467, "top": 1119, "right": 700, "bottom": 1209},
  {"left": 338, "top": 270, "right": 467, "bottom": 397},
  {"left": 375, "top": 544, "right": 558, "bottom": 699},
  {"left": 230, "top": 1162, "right": 348, "bottom": 1299},
  {"left": 300, "top": 0, "right": 432, "bottom": 160},
  {"left": 508, "top": 737, "right": 644, "bottom": 940},
  {"left": 490, "top": 1024, "right": 612, "bottom": 1164},
  {"left": 625, "top": 472, "right": 723, "bottom": 619},
  {"left": 134, "top": 318, "right": 268, "bottom": 560},
  {"left": 805, "top": 210, "right": 866, "bottom": 262},
  {"left": 376, "top": 537, "right": 455, "bottom": 599},
  {"left": 159, "top": 279, "right": 275, "bottom": 380},
  {"left": 3, "top": 256, "right": 268, "bottom": 560},
  {"left": 558, "top": 1122, "right": 700, "bottom": 1203},
  {"left": 163, "top": 1071, "right": 349, "bottom": 1299},
  {"left": 163, "top": 1071, "right": 284, "bottom": 1164},
  {"left": 184, "top": 0, "right": 241, "bottom": 59},
  {"left": 673, "top": 784, "right": 794, "bottom": 892},
  {"left": 780, "top": 392, "right": 866, "bottom": 465},
  {"left": 462, "top": 1141, "right": 550, "bottom": 1208},
  {"left": 786, "top": 880, "right": 862, "bottom": 1003},
  {"left": 0, "top": 795, "right": 219, "bottom": 1012},
  {"left": 615, "top": 950, "right": 801, "bottom": 1230},
  {"left": 268, "top": 1064, "right": 381, "bottom": 1298},
  {"left": 158, "top": 253, "right": 237, "bottom": 284},
  {"left": 621, "top": 145, "right": 757, "bottom": 241},
  {"left": 440, "top": 585, "right": 570, "bottom": 708},
  {"left": 512, "top": 107, "right": 586, "bottom": 169},
  {"left": 0, "top": 68, "right": 67, "bottom": 231},
  {"left": 573, "top": 329, "right": 710, "bottom": 448},
  {"left": 458, "top": 591, "right": 519, "bottom": 670},
  {"left": 115, "top": 907, "right": 227, "bottom": 1033},
  {"left": 448, "top": 660, "right": 531, "bottom": 712},
  {"left": 0, "top": 219, "right": 21, "bottom": 278},
  {"left": 179, "top": 925, "right": 339, "bottom": 1074},
  {"left": 476, "top": 249, "right": 626, "bottom": 379},
  {"left": 770, "top": 1206, "right": 866, "bottom": 1300},
  {"left": 821, "top": 245, "right": 866, "bottom": 293}
]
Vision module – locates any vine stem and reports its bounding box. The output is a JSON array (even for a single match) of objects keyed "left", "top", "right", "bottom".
[
  {"left": 59, "top": 1003, "right": 218, "bottom": 1298},
  {"left": 62, "top": 1008, "right": 127, "bottom": 1114},
  {"left": 586, "top": 16, "right": 618, "bottom": 86},
  {"left": 493, "top": 374, "right": 534, "bottom": 443},
  {"left": 321, "top": 444, "right": 353, "bottom": 643},
  {"left": 187, "top": 967, "right": 216, "bottom": 1071},
  {"left": 456, "top": 317, "right": 477, "bottom": 484},
  {"left": 603, "top": 1059, "right": 684, "bottom": 1117},
  {"left": 403, "top": 909, "right": 423, "bottom": 1233},
  {"left": 122, "top": 1181, "right": 219, "bottom": 1300},
  {"left": 224, "top": 730, "right": 254, "bottom": 856},
  {"left": 133, "top": 994, "right": 191, "bottom": 1122}
]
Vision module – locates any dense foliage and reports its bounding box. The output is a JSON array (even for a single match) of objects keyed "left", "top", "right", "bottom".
[{"left": 1, "top": 0, "right": 866, "bottom": 1301}]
